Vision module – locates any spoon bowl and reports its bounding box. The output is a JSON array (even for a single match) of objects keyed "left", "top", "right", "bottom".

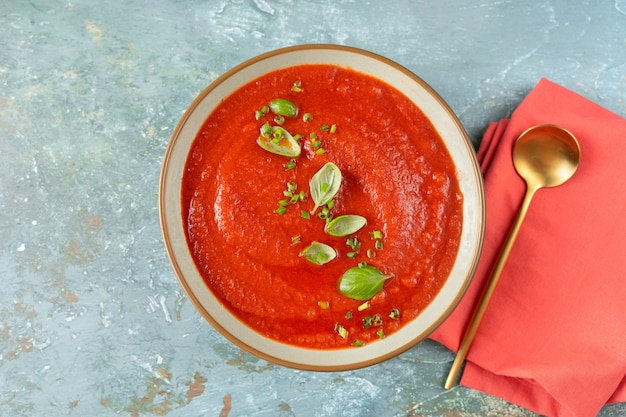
[
  {"left": 445, "top": 124, "right": 580, "bottom": 389},
  {"left": 513, "top": 124, "right": 580, "bottom": 190}
]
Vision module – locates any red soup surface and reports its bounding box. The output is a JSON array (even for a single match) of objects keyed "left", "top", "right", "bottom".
[{"left": 182, "top": 64, "right": 463, "bottom": 349}]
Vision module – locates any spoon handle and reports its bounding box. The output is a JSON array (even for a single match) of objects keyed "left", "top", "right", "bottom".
[{"left": 444, "top": 184, "right": 537, "bottom": 389}]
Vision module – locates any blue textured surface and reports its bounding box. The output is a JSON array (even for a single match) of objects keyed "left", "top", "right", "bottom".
[{"left": 1, "top": 1, "right": 625, "bottom": 416}]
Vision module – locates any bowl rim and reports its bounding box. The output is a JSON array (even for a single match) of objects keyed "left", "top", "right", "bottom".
[{"left": 159, "top": 43, "right": 485, "bottom": 371}]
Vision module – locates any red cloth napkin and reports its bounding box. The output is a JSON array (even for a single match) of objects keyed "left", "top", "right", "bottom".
[{"left": 430, "top": 78, "right": 626, "bottom": 417}]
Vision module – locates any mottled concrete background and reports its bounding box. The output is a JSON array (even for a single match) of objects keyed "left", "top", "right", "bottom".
[{"left": 1, "top": 1, "right": 625, "bottom": 416}]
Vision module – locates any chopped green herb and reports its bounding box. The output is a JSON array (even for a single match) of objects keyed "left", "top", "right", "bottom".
[
  {"left": 345, "top": 311, "right": 353, "bottom": 319},
  {"left": 300, "top": 210, "right": 310, "bottom": 219},
  {"left": 372, "top": 230, "right": 383, "bottom": 240},
  {"left": 291, "top": 235, "right": 301, "bottom": 245},
  {"left": 377, "top": 329, "right": 385, "bottom": 339},
  {"left": 318, "top": 301, "right": 329, "bottom": 309},
  {"left": 320, "top": 124, "right": 330, "bottom": 131},
  {"left": 285, "top": 159, "right": 297, "bottom": 170},
  {"left": 311, "top": 140, "right": 322, "bottom": 148},
  {"left": 254, "top": 105, "right": 269, "bottom": 120},
  {"left": 317, "top": 205, "right": 334, "bottom": 222},
  {"left": 303, "top": 112, "right": 313, "bottom": 122},
  {"left": 363, "top": 314, "right": 383, "bottom": 329},
  {"left": 353, "top": 340, "right": 364, "bottom": 347},
  {"left": 291, "top": 80, "right": 302, "bottom": 92},
  {"left": 389, "top": 308, "right": 400, "bottom": 320},
  {"left": 271, "top": 129, "right": 283, "bottom": 143},
  {"left": 335, "top": 323, "right": 348, "bottom": 339},
  {"left": 275, "top": 207, "right": 287, "bottom": 215},
  {"left": 346, "top": 237, "right": 359, "bottom": 252},
  {"left": 274, "top": 115, "right": 285, "bottom": 125},
  {"left": 375, "top": 240, "right": 383, "bottom": 250},
  {"left": 315, "top": 148, "right": 327, "bottom": 155},
  {"left": 346, "top": 252, "right": 356, "bottom": 258},
  {"left": 330, "top": 124, "right": 337, "bottom": 133},
  {"left": 276, "top": 182, "right": 305, "bottom": 214}
]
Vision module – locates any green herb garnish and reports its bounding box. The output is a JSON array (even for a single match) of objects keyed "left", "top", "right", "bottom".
[
  {"left": 275, "top": 182, "right": 306, "bottom": 215},
  {"left": 346, "top": 237, "right": 359, "bottom": 252},
  {"left": 335, "top": 323, "right": 348, "bottom": 339},
  {"left": 255, "top": 105, "right": 269, "bottom": 120},
  {"left": 300, "top": 241, "right": 337, "bottom": 266},
  {"left": 357, "top": 301, "right": 370, "bottom": 311},
  {"left": 309, "top": 162, "right": 342, "bottom": 214},
  {"left": 317, "top": 205, "right": 334, "bottom": 222},
  {"left": 257, "top": 125, "right": 301, "bottom": 157},
  {"left": 325, "top": 215, "right": 367, "bottom": 237},
  {"left": 285, "top": 159, "right": 297, "bottom": 170},
  {"left": 268, "top": 98, "right": 298, "bottom": 117},
  {"left": 338, "top": 265, "right": 391, "bottom": 300},
  {"left": 291, "top": 80, "right": 302, "bottom": 92}
]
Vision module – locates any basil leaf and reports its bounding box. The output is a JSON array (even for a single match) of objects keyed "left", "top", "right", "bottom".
[
  {"left": 325, "top": 215, "right": 367, "bottom": 237},
  {"left": 300, "top": 241, "right": 337, "bottom": 265},
  {"left": 309, "top": 162, "right": 342, "bottom": 214},
  {"left": 269, "top": 98, "right": 298, "bottom": 117},
  {"left": 256, "top": 125, "right": 301, "bottom": 157},
  {"left": 338, "top": 265, "right": 391, "bottom": 300}
]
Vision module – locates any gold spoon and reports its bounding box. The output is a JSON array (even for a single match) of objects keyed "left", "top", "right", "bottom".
[{"left": 444, "top": 124, "right": 581, "bottom": 389}]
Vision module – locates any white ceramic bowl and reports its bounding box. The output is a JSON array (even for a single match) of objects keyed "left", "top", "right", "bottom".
[{"left": 159, "top": 44, "right": 485, "bottom": 370}]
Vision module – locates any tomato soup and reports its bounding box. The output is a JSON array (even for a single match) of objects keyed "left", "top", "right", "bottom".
[{"left": 182, "top": 65, "right": 463, "bottom": 349}]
